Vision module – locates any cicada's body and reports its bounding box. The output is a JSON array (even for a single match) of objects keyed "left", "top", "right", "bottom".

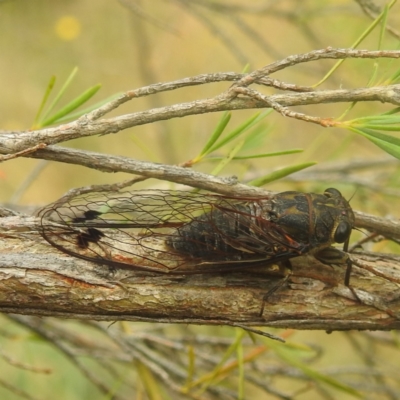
[{"left": 38, "top": 188, "right": 354, "bottom": 277}]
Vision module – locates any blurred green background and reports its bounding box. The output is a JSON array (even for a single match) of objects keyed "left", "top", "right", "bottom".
[
  {"left": 1, "top": 0, "right": 400, "bottom": 399},
  {"left": 1, "top": 0, "right": 399, "bottom": 207}
]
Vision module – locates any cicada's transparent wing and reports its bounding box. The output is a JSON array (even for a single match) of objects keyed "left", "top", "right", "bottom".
[
  {"left": 39, "top": 190, "right": 304, "bottom": 272},
  {"left": 39, "top": 188, "right": 354, "bottom": 274}
]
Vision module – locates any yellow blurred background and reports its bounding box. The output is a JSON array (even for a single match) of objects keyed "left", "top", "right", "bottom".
[
  {"left": 1, "top": 0, "right": 399, "bottom": 209},
  {"left": 1, "top": 1, "right": 400, "bottom": 399}
]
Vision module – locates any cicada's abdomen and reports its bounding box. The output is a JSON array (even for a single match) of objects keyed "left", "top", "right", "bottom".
[{"left": 165, "top": 199, "right": 308, "bottom": 262}]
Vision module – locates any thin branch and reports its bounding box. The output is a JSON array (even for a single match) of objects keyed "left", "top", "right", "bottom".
[
  {"left": 1, "top": 84, "right": 399, "bottom": 156},
  {"left": 0, "top": 143, "right": 47, "bottom": 162},
  {"left": 1, "top": 49, "right": 400, "bottom": 157},
  {"left": 355, "top": 0, "right": 400, "bottom": 40},
  {"left": 118, "top": 0, "right": 179, "bottom": 35},
  {"left": 177, "top": 1, "right": 250, "bottom": 66},
  {"left": 231, "top": 86, "right": 332, "bottom": 126},
  {"left": 29, "top": 145, "right": 253, "bottom": 196},
  {"left": 0, "top": 377, "right": 40, "bottom": 400},
  {"left": 233, "top": 48, "right": 400, "bottom": 84},
  {"left": 1, "top": 147, "right": 399, "bottom": 244},
  {"left": 9, "top": 160, "right": 49, "bottom": 204},
  {"left": 85, "top": 72, "right": 245, "bottom": 121},
  {"left": 8, "top": 315, "right": 123, "bottom": 398}
]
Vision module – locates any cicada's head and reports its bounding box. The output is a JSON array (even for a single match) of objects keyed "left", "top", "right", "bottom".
[{"left": 322, "top": 188, "right": 354, "bottom": 245}]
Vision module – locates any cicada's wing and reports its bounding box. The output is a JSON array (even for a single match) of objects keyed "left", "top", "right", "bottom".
[{"left": 39, "top": 190, "right": 311, "bottom": 273}]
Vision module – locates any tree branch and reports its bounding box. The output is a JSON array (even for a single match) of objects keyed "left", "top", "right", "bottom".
[
  {"left": 1, "top": 48, "right": 400, "bottom": 157},
  {"left": 4, "top": 145, "right": 398, "bottom": 243},
  {"left": 1, "top": 214, "right": 399, "bottom": 331},
  {"left": 1, "top": 84, "right": 399, "bottom": 156}
]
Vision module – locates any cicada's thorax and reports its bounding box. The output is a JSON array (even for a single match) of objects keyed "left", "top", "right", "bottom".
[{"left": 269, "top": 188, "right": 354, "bottom": 252}]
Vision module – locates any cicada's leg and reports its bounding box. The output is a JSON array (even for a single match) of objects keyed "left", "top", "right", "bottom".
[
  {"left": 259, "top": 260, "right": 292, "bottom": 317},
  {"left": 314, "top": 247, "right": 352, "bottom": 286}
]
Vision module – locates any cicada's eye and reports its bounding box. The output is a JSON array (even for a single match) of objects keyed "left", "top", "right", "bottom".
[
  {"left": 324, "top": 188, "right": 342, "bottom": 198},
  {"left": 334, "top": 221, "right": 352, "bottom": 243}
]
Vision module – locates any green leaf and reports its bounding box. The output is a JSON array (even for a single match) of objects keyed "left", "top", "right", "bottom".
[
  {"left": 32, "top": 75, "right": 56, "bottom": 128},
  {"left": 354, "top": 128, "right": 400, "bottom": 146},
  {"left": 231, "top": 149, "right": 303, "bottom": 160},
  {"left": 41, "top": 66, "right": 79, "bottom": 122},
  {"left": 186, "top": 329, "right": 246, "bottom": 393},
  {"left": 206, "top": 149, "right": 303, "bottom": 161},
  {"left": 197, "top": 112, "right": 231, "bottom": 159},
  {"left": 41, "top": 84, "right": 102, "bottom": 127},
  {"left": 382, "top": 107, "right": 400, "bottom": 116},
  {"left": 268, "top": 341, "right": 362, "bottom": 398},
  {"left": 192, "top": 110, "right": 273, "bottom": 166},
  {"left": 56, "top": 92, "right": 122, "bottom": 123},
  {"left": 238, "top": 125, "right": 269, "bottom": 152},
  {"left": 135, "top": 361, "right": 164, "bottom": 400},
  {"left": 236, "top": 329, "right": 245, "bottom": 400},
  {"left": 387, "top": 67, "right": 400, "bottom": 84},
  {"left": 185, "top": 345, "right": 195, "bottom": 387},
  {"left": 355, "top": 124, "right": 400, "bottom": 131},
  {"left": 241, "top": 63, "right": 251, "bottom": 73},
  {"left": 210, "top": 140, "right": 245, "bottom": 176},
  {"left": 207, "top": 111, "right": 270, "bottom": 154},
  {"left": 366, "top": 62, "right": 379, "bottom": 87},
  {"left": 377, "top": 3, "right": 389, "bottom": 49},
  {"left": 348, "top": 127, "right": 400, "bottom": 159},
  {"left": 314, "top": 0, "right": 397, "bottom": 87},
  {"left": 248, "top": 162, "right": 316, "bottom": 187},
  {"left": 351, "top": 115, "right": 400, "bottom": 124}
]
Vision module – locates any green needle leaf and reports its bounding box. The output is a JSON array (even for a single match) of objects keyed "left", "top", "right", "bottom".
[
  {"left": 56, "top": 92, "right": 122, "bottom": 123},
  {"left": 32, "top": 75, "right": 56, "bottom": 129},
  {"left": 314, "top": 0, "right": 396, "bottom": 87},
  {"left": 210, "top": 140, "right": 245, "bottom": 176},
  {"left": 348, "top": 127, "right": 400, "bottom": 159},
  {"left": 267, "top": 341, "right": 363, "bottom": 398},
  {"left": 382, "top": 107, "right": 400, "bottom": 116},
  {"left": 41, "top": 66, "right": 79, "bottom": 122},
  {"left": 207, "top": 111, "right": 269, "bottom": 154},
  {"left": 231, "top": 149, "right": 303, "bottom": 160},
  {"left": 249, "top": 162, "right": 317, "bottom": 187},
  {"left": 197, "top": 112, "right": 232, "bottom": 159},
  {"left": 378, "top": 4, "right": 389, "bottom": 50},
  {"left": 41, "top": 84, "right": 102, "bottom": 127}
]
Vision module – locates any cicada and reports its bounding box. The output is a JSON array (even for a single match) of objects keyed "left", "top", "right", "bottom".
[{"left": 38, "top": 187, "right": 355, "bottom": 282}]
